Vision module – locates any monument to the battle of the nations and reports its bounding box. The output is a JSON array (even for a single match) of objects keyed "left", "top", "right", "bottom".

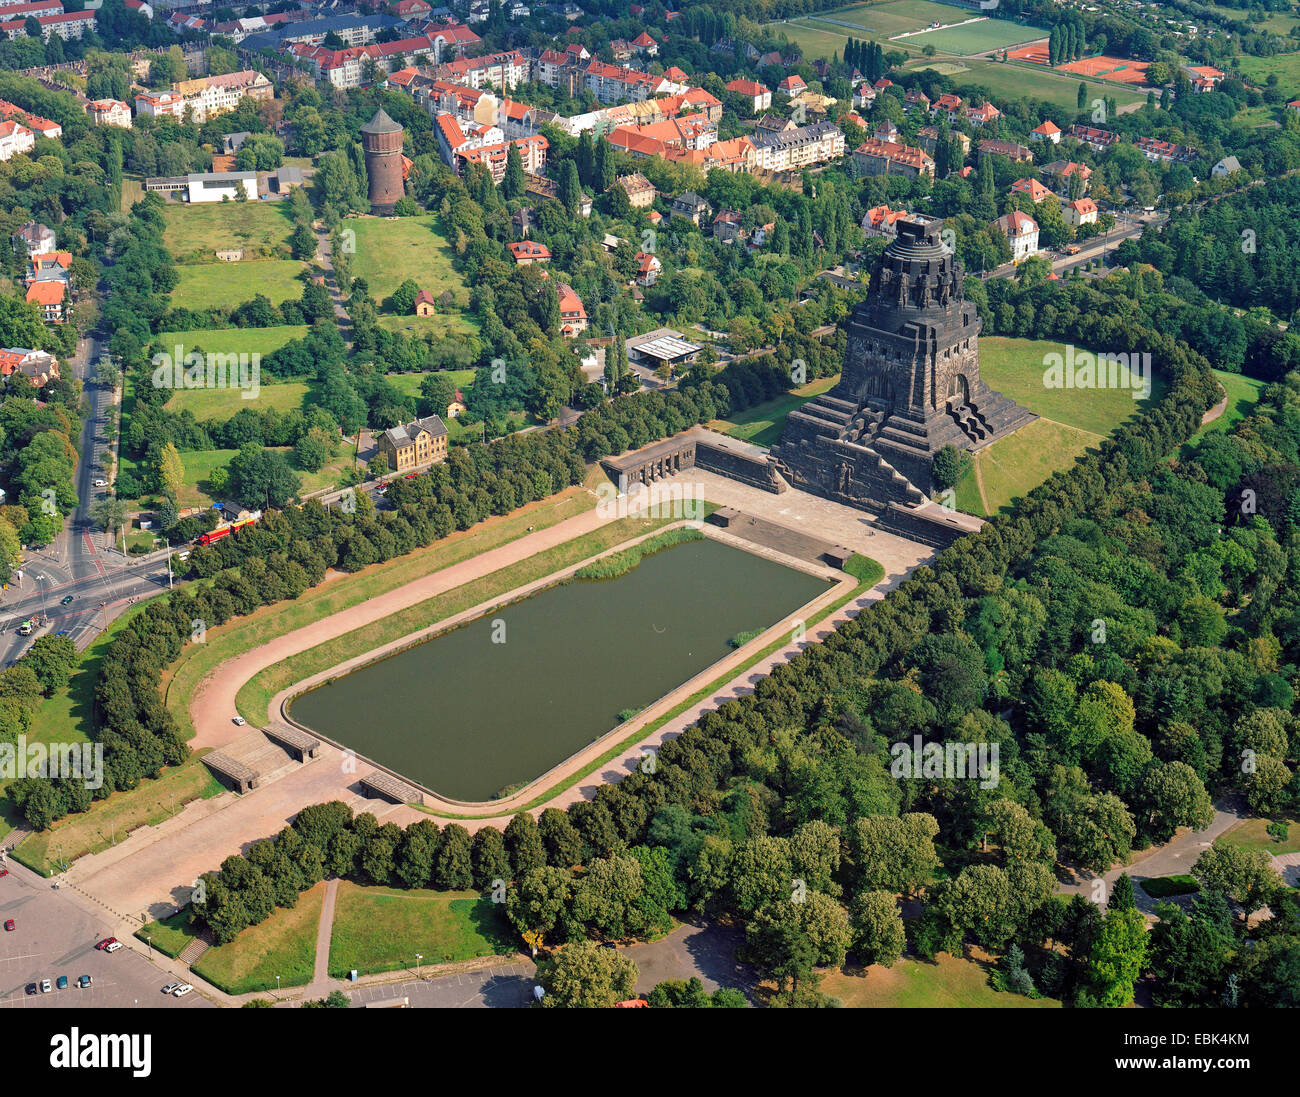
[{"left": 770, "top": 215, "right": 1035, "bottom": 515}]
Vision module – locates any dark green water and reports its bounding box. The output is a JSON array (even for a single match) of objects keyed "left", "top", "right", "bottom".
[{"left": 289, "top": 538, "right": 828, "bottom": 800}]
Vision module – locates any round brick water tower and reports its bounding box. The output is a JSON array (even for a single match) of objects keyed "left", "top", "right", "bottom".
[{"left": 361, "top": 107, "right": 404, "bottom": 215}]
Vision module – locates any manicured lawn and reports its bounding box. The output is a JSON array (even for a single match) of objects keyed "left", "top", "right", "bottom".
[
  {"left": 120, "top": 447, "right": 240, "bottom": 509},
  {"left": 1193, "top": 369, "right": 1265, "bottom": 440},
  {"left": 327, "top": 882, "right": 515, "bottom": 977},
  {"left": 776, "top": 20, "right": 858, "bottom": 61},
  {"left": 151, "top": 326, "right": 309, "bottom": 370},
  {"left": 137, "top": 910, "right": 203, "bottom": 959},
  {"left": 0, "top": 608, "right": 143, "bottom": 838},
  {"left": 162, "top": 378, "right": 314, "bottom": 421},
  {"left": 163, "top": 474, "right": 603, "bottom": 740},
  {"left": 120, "top": 176, "right": 144, "bottom": 213},
  {"left": 121, "top": 444, "right": 347, "bottom": 510},
  {"left": 191, "top": 881, "right": 325, "bottom": 994},
  {"left": 963, "top": 417, "right": 1099, "bottom": 516},
  {"left": 903, "top": 19, "right": 1045, "bottom": 54},
  {"left": 979, "top": 336, "right": 1167, "bottom": 436},
  {"left": 822, "top": 951, "right": 1060, "bottom": 1007},
  {"left": 945, "top": 336, "right": 1166, "bottom": 517},
  {"left": 13, "top": 761, "right": 225, "bottom": 876},
  {"left": 1217, "top": 816, "right": 1300, "bottom": 856},
  {"left": 162, "top": 201, "right": 297, "bottom": 262},
  {"left": 709, "top": 374, "right": 839, "bottom": 449},
  {"left": 347, "top": 215, "right": 469, "bottom": 311},
  {"left": 169, "top": 260, "right": 308, "bottom": 311}
]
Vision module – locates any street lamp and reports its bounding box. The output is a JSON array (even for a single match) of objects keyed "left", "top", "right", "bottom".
[
  {"left": 275, "top": 974, "right": 281, "bottom": 997},
  {"left": 416, "top": 953, "right": 422, "bottom": 981},
  {"left": 147, "top": 935, "right": 152, "bottom": 959}
]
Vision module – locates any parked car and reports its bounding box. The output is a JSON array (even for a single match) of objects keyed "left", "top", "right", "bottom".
[
  {"left": 77, "top": 975, "right": 92, "bottom": 989},
  {"left": 95, "top": 937, "right": 115, "bottom": 950},
  {"left": 60, "top": 595, "right": 74, "bottom": 606},
  {"left": 56, "top": 976, "right": 69, "bottom": 990},
  {"left": 40, "top": 979, "right": 52, "bottom": 993},
  {"left": 172, "top": 984, "right": 194, "bottom": 997},
  {"left": 93, "top": 479, "right": 107, "bottom": 488},
  {"left": 161, "top": 982, "right": 181, "bottom": 995},
  {"left": 104, "top": 941, "right": 123, "bottom": 953},
  {"left": 3, "top": 919, "right": 14, "bottom": 931},
  {"left": 232, "top": 715, "right": 246, "bottom": 726},
  {"left": 25, "top": 983, "right": 37, "bottom": 995},
  {"left": 0, "top": 867, "right": 9, "bottom": 878}
]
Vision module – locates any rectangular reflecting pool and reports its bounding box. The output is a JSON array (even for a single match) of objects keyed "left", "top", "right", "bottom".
[{"left": 288, "top": 536, "right": 830, "bottom": 800}]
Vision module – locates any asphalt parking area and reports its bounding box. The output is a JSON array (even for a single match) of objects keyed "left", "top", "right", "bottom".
[
  {"left": 0, "top": 870, "right": 212, "bottom": 1009},
  {"left": 346, "top": 963, "right": 535, "bottom": 1009}
]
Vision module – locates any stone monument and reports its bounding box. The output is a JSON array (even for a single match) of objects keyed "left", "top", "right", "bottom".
[{"left": 770, "top": 215, "right": 1034, "bottom": 509}]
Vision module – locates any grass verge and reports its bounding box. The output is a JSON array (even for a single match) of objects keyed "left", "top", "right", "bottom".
[
  {"left": 190, "top": 881, "right": 325, "bottom": 994},
  {"left": 326, "top": 882, "right": 514, "bottom": 978}
]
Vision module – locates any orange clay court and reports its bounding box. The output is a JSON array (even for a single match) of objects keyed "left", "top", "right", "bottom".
[{"left": 1005, "top": 45, "right": 1151, "bottom": 85}]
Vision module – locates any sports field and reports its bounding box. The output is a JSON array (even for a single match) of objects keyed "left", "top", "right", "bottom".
[
  {"left": 906, "top": 57, "right": 1147, "bottom": 109},
  {"left": 902, "top": 20, "right": 1044, "bottom": 54},
  {"left": 810, "top": 0, "right": 980, "bottom": 38}
]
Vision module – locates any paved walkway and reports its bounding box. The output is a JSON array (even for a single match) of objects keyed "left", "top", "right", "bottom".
[
  {"left": 1057, "top": 800, "right": 1245, "bottom": 915},
  {"left": 306, "top": 878, "right": 338, "bottom": 995}
]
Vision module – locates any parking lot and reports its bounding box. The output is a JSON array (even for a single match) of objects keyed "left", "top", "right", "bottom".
[
  {"left": 346, "top": 962, "right": 535, "bottom": 1009},
  {"left": 0, "top": 865, "right": 213, "bottom": 1010}
]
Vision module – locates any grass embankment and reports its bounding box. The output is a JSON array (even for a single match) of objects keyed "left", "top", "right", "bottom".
[
  {"left": 573, "top": 526, "right": 705, "bottom": 580},
  {"left": 4, "top": 604, "right": 220, "bottom": 866},
  {"left": 14, "top": 764, "right": 225, "bottom": 876},
  {"left": 247, "top": 512, "right": 696, "bottom": 724},
  {"left": 1189, "top": 369, "right": 1265, "bottom": 443},
  {"left": 327, "top": 883, "right": 514, "bottom": 978},
  {"left": 709, "top": 375, "right": 839, "bottom": 449},
  {"left": 822, "top": 951, "right": 1060, "bottom": 1008},
  {"left": 136, "top": 909, "right": 203, "bottom": 959},
  {"left": 190, "top": 881, "right": 326, "bottom": 994},
  {"left": 953, "top": 337, "right": 1168, "bottom": 517},
  {"left": 164, "top": 473, "right": 605, "bottom": 740}
]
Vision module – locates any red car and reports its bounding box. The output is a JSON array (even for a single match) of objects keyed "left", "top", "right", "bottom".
[
  {"left": 0, "top": 867, "right": 8, "bottom": 877},
  {"left": 3, "top": 919, "right": 14, "bottom": 931},
  {"left": 95, "top": 937, "right": 118, "bottom": 950}
]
